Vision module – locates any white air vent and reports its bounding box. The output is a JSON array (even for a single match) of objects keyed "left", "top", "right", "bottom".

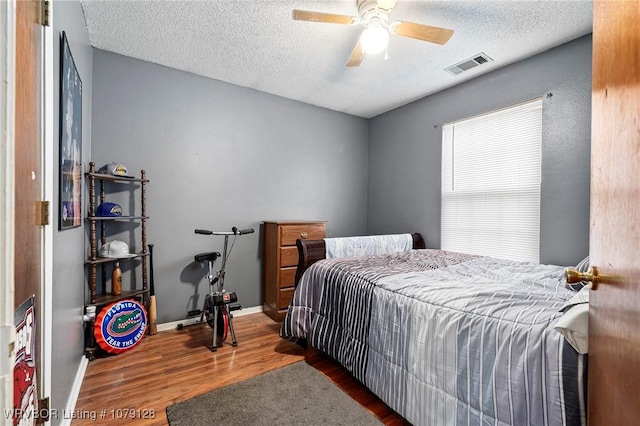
[{"left": 445, "top": 53, "right": 493, "bottom": 76}]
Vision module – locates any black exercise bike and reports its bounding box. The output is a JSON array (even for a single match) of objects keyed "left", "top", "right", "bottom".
[{"left": 190, "top": 226, "right": 254, "bottom": 351}]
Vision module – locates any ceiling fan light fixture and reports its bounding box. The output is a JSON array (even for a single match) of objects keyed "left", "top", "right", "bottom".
[
  {"left": 360, "top": 26, "right": 389, "bottom": 54},
  {"left": 292, "top": 1, "right": 454, "bottom": 67}
]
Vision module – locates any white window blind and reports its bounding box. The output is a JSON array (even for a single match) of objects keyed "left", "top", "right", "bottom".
[{"left": 441, "top": 99, "right": 542, "bottom": 262}]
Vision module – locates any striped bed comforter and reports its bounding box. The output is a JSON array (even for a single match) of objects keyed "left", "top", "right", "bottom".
[{"left": 280, "top": 249, "right": 587, "bottom": 426}]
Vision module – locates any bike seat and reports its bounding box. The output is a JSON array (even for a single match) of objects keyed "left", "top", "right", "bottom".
[{"left": 194, "top": 252, "right": 220, "bottom": 263}]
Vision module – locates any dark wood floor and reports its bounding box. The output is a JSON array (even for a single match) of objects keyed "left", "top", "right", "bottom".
[{"left": 73, "top": 312, "right": 409, "bottom": 425}]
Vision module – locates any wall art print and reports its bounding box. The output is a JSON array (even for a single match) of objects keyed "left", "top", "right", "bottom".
[{"left": 59, "top": 31, "right": 82, "bottom": 230}]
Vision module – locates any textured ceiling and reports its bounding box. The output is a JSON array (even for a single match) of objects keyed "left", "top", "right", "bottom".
[{"left": 80, "top": 0, "right": 593, "bottom": 118}]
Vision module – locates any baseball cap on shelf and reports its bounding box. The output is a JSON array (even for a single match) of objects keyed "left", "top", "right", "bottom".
[
  {"left": 96, "top": 202, "right": 122, "bottom": 217},
  {"left": 97, "top": 162, "right": 134, "bottom": 178},
  {"left": 99, "top": 240, "right": 136, "bottom": 258}
]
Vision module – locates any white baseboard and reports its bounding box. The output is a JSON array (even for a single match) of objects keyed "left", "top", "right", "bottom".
[
  {"left": 59, "top": 355, "right": 89, "bottom": 426},
  {"left": 156, "top": 305, "right": 263, "bottom": 332}
]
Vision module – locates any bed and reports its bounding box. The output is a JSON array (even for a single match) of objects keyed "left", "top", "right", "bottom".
[{"left": 280, "top": 233, "right": 588, "bottom": 426}]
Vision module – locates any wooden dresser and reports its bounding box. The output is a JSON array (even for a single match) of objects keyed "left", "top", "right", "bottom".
[{"left": 262, "top": 220, "right": 326, "bottom": 321}]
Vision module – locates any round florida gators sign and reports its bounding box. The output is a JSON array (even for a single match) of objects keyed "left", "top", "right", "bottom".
[{"left": 94, "top": 300, "right": 147, "bottom": 354}]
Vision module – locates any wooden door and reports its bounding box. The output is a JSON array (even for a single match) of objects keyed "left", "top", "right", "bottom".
[
  {"left": 14, "top": 0, "right": 44, "bottom": 413},
  {"left": 589, "top": 1, "right": 640, "bottom": 425}
]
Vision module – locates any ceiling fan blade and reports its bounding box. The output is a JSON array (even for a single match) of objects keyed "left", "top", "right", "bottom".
[
  {"left": 376, "top": 0, "right": 399, "bottom": 14},
  {"left": 391, "top": 21, "right": 454, "bottom": 45},
  {"left": 292, "top": 9, "right": 356, "bottom": 25},
  {"left": 346, "top": 39, "right": 365, "bottom": 67}
]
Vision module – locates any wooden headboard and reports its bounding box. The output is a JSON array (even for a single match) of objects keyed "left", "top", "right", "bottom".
[{"left": 294, "top": 233, "right": 426, "bottom": 287}]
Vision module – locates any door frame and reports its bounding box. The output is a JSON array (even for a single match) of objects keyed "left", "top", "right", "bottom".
[{"left": 43, "top": 0, "right": 54, "bottom": 414}]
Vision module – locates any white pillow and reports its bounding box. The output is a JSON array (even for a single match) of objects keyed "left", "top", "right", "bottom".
[
  {"left": 554, "top": 290, "right": 589, "bottom": 354},
  {"left": 324, "top": 234, "right": 413, "bottom": 259}
]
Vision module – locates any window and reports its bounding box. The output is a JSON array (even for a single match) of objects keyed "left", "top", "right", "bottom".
[{"left": 441, "top": 99, "right": 542, "bottom": 262}]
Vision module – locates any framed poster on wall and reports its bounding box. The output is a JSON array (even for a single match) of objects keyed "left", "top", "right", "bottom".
[{"left": 59, "top": 31, "right": 82, "bottom": 230}]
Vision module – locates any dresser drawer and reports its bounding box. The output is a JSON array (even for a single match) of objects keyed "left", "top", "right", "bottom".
[
  {"left": 280, "top": 246, "right": 299, "bottom": 267},
  {"left": 279, "top": 287, "right": 295, "bottom": 310},
  {"left": 279, "top": 267, "right": 296, "bottom": 288},
  {"left": 280, "top": 224, "right": 326, "bottom": 246}
]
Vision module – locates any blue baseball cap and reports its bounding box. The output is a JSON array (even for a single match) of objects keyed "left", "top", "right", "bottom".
[{"left": 97, "top": 202, "right": 122, "bottom": 217}]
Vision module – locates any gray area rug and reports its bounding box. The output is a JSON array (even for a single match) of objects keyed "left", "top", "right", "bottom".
[{"left": 166, "top": 361, "right": 383, "bottom": 425}]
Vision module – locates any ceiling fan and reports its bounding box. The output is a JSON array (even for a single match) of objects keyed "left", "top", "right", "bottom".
[{"left": 292, "top": 0, "right": 454, "bottom": 67}]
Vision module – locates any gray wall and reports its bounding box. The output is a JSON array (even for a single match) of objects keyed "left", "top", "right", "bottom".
[
  {"left": 368, "top": 35, "right": 592, "bottom": 266},
  {"left": 52, "top": 0, "right": 93, "bottom": 421},
  {"left": 90, "top": 50, "right": 369, "bottom": 323}
]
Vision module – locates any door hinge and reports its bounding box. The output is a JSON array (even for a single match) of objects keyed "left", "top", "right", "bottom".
[
  {"left": 36, "top": 201, "right": 49, "bottom": 226},
  {"left": 42, "top": 0, "right": 50, "bottom": 27},
  {"left": 36, "top": 397, "right": 50, "bottom": 423}
]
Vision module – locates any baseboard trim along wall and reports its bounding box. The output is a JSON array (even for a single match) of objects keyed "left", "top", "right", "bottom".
[
  {"left": 156, "top": 304, "right": 264, "bottom": 332},
  {"left": 60, "top": 355, "right": 89, "bottom": 426}
]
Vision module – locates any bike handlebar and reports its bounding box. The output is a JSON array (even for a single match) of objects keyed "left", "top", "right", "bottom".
[
  {"left": 232, "top": 227, "right": 255, "bottom": 235},
  {"left": 195, "top": 227, "right": 255, "bottom": 236}
]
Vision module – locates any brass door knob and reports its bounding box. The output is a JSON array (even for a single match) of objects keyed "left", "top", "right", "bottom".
[
  {"left": 300, "top": 232, "right": 308, "bottom": 239},
  {"left": 565, "top": 266, "right": 599, "bottom": 289}
]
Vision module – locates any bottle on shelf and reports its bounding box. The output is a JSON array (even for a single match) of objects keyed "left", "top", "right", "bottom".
[{"left": 112, "top": 261, "right": 122, "bottom": 296}]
